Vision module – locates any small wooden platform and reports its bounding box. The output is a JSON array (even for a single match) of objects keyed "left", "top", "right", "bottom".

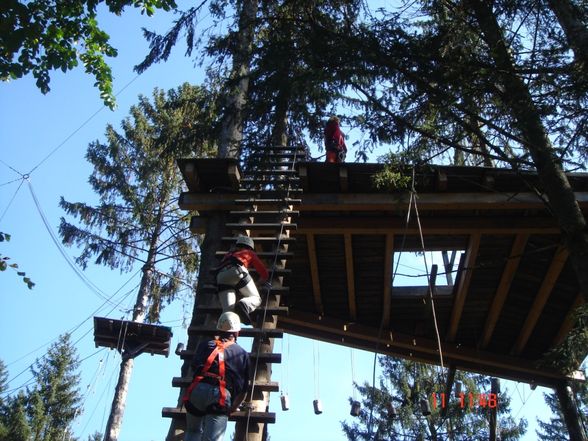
[
  {"left": 177, "top": 158, "right": 241, "bottom": 192},
  {"left": 93, "top": 317, "right": 173, "bottom": 357}
]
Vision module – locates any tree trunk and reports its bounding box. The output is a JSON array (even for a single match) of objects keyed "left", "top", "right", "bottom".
[
  {"left": 465, "top": 0, "right": 588, "bottom": 305},
  {"left": 555, "top": 382, "right": 588, "bottom": 441},
  {"left": 104, "top": 200, "right": 166, "bottom": 441},
  {"left": 546, "top": 0, "right": 588, "bottom": 76},
  {"left": 218, "top": 0, "right": 259, "bottom": 158}
]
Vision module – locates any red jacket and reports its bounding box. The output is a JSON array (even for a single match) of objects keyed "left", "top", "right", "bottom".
[
  {"left": 223, "top": 249, "right": 269, "bottom": 282},
  {"left": 324, "top": 120, "right": 347, "bottom": 152}
]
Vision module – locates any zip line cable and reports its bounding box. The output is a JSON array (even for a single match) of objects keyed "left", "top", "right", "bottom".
[
  {"left": 0, "top": 178, "right": 24, "bottom": 224},
  {"left": 27, "top": 179, "right": 124, "bottom": 307}
]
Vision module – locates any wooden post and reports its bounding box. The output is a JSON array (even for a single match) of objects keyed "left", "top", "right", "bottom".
[
  {"left": 555, "top": 382, "right": 587, "bottom": 441},
  {"left": 489, "top": 378, "right": 499, "bottom": 441}
]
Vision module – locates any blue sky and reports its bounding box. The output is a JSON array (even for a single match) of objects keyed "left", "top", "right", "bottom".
[{"left": 0, "top": 2, "right": 557, "bottom": 440}]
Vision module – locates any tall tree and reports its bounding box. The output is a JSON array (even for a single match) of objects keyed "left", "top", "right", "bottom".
[
  {"left": 0, "top": 392, "right": 31, "bottom": 441},
  {"left": 537, "top": 373, "right": 588, "bottom": 440},
  {"left": 59, "top": 83, "right": 217, "bottom": 441},
  {"left": 343, "top": 357, "right": 526, "bottom": 441},
  {"left": 27, "top": 334, "right": 81, "bottom": 441},
  {"left": 1, "top": 0, "right": 176, "bottom": 108}
]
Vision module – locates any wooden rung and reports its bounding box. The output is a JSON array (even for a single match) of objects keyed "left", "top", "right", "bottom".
[
  {"left": 226, "top": 223, "right": 297, "bottom": 230},
  {"left": 214, "top": 250, "right": 294, "bottom": 258},
  {"left": 162, "top": 407, "right": 276, "bottom": 423},
  {"left": 188, "top": 326, "right": 284, "bottom": 339},
  {"left": 234, "top": 198, "right": 301, "bottom": 205},
  {"left": 229, "top": 210, "right": 299, "bottom": 216},
  {"left": 199, "top": 283, "right": 289, "bottom": 295},
  {"left": 172, "top": 377, "right": 280, "bottom": 392},
  {"left": 221, "top": 236, "right": 296, "bottom": 245},
  {"left": 243, "top": 169, "right": 298, "bottom": 175},
  {"left": 238, "top": 188, "right": 303, "bottom": 195},
  {"left": 179, "top": 350, "right": 281, "bottom": 363},
  {"left": 196, "top": 304, "right": 289, "bottom": 316}
]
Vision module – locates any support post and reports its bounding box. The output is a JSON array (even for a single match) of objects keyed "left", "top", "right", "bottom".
[
  {"left": 489, "top": 378, "right": 499, "bottom": 441},
  {"left": 555, "top": 382, "right": 587, "bottom": 441}
]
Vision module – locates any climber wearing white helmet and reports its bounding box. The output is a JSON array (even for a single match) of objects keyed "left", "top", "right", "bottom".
[
  {"left": 183, "top": 312, "right": 250, "bottom": 441},
  {"left": 213, "top": 235, "right": 271, "bottom": 325}
]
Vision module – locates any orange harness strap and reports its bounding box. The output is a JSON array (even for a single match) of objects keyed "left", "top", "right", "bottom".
[{"left": 183, "top": 340, "right": 235, "bottom": 410}]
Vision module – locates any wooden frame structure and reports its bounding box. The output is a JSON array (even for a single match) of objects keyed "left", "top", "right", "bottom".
[{"left": 178, "top": 160, "right": 588, "bottom": 388}]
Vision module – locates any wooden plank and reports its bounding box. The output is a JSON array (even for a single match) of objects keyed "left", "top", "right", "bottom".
[
  {"left": 512, "top": 246, "right": 569, "bottom": 355},
  {"left": 479, "top": 234, "right": 529, "bottom": 349},
  {"left": 382, "top": 234, "right": 394, "bottom": 327},
  {"left": 307, "top": 234, "right": 323, "bottom": 314},
  {"left": 162, "top": 407, "right": 276, "bottom": 423},
  {"left": 172, "top": 377, "right": 280, "bottom": 392},
  {"left": 553, "top": 293, "right": 585, "bottom": 346},
  {"left": 179, "top": 191, "right": 588, "bottom": 213},
  {"left": 278, "top": 310, "right": 571, "bottom": 387},
  {"left": 344, "top": 234, "right": 357, "bottom": 320},
  {"left": 447, "top": 233, "right": 481, "bottom": 342}
]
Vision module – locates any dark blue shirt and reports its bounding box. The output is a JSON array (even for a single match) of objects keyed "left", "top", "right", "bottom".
[{"left": 191, "top": 339, "right": 250, "bottom": 398}]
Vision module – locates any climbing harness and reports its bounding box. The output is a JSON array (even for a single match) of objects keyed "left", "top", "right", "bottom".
[{"left": 183, "top": 339, "right": 235, "bottom": 416}]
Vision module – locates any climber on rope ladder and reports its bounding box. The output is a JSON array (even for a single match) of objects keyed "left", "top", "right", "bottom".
[
  {"left": 324, "top": 116, "right": 347, "bottom": 163},
  {"left": 183, "top": 312, "right": 250, "bottom": 441},
  {"left": 213, "top": 235, "right": 271, "bottom": 325}
]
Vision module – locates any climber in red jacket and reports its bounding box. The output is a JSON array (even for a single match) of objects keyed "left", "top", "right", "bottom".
[{"left": 324, "top": 116, "right": 347, "bottom": 163}]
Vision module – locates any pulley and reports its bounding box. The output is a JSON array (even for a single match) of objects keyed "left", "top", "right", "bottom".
[{"left": 420, "top": 397, "right": 431, "bottom": 416}]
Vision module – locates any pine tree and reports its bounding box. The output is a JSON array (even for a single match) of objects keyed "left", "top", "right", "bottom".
[
  {"left": 1, "top": 392, "right": 31, "bottom": 441},
  {"left": 537, "top": 374, "right": 588, "bottom": 440},
  {"left": 342, "top": 357, "right": 526, "bottom": 441},
  {"left": 28, "top": 334, "right": 82, "bottom": 441},
  {"left": 59, "top": 83, "right": 218, "bottom": 441}
]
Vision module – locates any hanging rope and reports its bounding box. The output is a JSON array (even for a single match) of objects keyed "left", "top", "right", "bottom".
[{"left": 410, "top": 168, "right": 446, "bottom": 376}]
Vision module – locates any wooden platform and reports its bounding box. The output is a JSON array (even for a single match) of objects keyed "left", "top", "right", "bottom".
[
  {"left": 93, "top": 317, "right": 173, "bottom": 357},
  {"left": 179, "top": 161, "right": 588, "bottom": 387}
]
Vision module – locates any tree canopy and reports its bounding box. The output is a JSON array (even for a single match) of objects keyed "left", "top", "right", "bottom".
[{"left": 1, "top": 0, "right": 176, "bottom": 108}]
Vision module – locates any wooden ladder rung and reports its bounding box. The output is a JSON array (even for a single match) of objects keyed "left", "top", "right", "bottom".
[
  {"left": 162, "top": 407, "right": 276, "bottom": 423},
  {"left": 226, "top": 222, "right": 297, "bottom": 230},
  {"left": 188, "top": 326, "right": 284, "bottom": 339},
  {"left": 172, "top": 377, "right": 280, "bottom": 392},
  {"left": 234, "top": 198, "right": 301, "bottom": 205},
  {"left": 196, "top": 304, "right": 288, "bottom": 316},
  {"left": 214, "top": 250, "right": 293, "bottom": 259},
  {"left": 179, "top": 350, "right": 281, "bottom": 363}
]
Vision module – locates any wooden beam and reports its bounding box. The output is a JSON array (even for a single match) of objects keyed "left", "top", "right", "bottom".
[
  {"left": 480, "top": 234, "right": 529, "bottom": 349},
  {"left": 447, "top": 234, "right": 481, "bottom": 342},
  {"left": 382, "top": 234, "right": 394, "bottom": 327},
  {"left": 296, "top": 216, "right": 561, "bottom": 235},
  {"left": 344, "top": 234, "right": 357, "bottom": 320},
  {"left": 179, "top": 191, "right": 588, "bottom": 213},
  {"left": 553, "top": 293, "right": 585, "bottom": 346},
  {"left": 278, "top": 311, "right": 571, "bottom": 387},
  {"left": 512, "top": 246, "right": 569, "bottom": 355},
  {"left": 298, "top": 164, "right": 309, "bottom": 191},
  {"left": 307, "top": 234, "right": 324, "bottom": 314}
]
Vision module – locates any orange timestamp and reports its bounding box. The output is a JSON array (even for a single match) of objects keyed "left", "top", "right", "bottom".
[{"left": 431, "top": 392, "right": 499, "bottom": 409}]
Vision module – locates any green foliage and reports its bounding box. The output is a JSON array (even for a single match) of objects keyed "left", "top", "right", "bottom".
[
  {"left": 536, "top": 371, "right": 588, "bottom": 440},
  {"left": 0, "top": 232, "right": 35, "bottom": 289},
  {"left": 342, "top": 357, "right": 526, "bottom": 440},
  {"left": 59, "top": 83, "right": 218, "bottom": 321},
  {"left": 1, "top": 0, "right": 176, "bottom": 109},
  {"left": 0, "top": 335, "right": 82, "bottom": 441},
  {"left": 538, "top": 305, "right": 588, "bottom": 374},
  {"left": 372, "top": 153, "right": 412, "bottom": 191}
]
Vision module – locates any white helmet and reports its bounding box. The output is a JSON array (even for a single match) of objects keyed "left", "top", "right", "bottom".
[
  {"left": 217, "top": 311, "right": 241, "bottom": 333},
  {"left": 236, "top": 235, "right": 254, "bottom": 250}
]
